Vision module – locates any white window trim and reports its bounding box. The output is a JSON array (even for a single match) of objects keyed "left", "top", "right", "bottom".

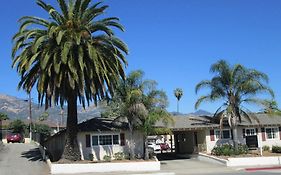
[
  {"left": 215, "top": 129, "right": 231, "bottom": 140},
  {"left": 265, "top": 127, "right": 279, "bottom": 140},
  {"left": 245, "top": 128, "right": 257, "bottom": 136},
  {"left": 91, "top": 133, "right": 120, "bottom": 147}
]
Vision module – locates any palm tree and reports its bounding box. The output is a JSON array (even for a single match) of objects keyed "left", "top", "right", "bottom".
[
  {"left": 174, "top": 88, "right": 183, "bottom": 113},
  {"left": 103, "top": 70, "right": 172, "bottom": 160},
  {"left": 262, "top": 100, "right": 281, "bottom": 115},
  {"left": 195, "top": 60, "right": 274, "bottom": 149},
  {"left": 12, "top": 0, "right": 128, "bottom": 161}
]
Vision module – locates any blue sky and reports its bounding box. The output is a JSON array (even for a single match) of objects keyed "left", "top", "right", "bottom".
[{"left": 1, "top": 0, "right": 281, "bottom": 113}]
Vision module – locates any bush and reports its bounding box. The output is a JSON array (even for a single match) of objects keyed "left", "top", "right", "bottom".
[
  {"left": 103, "top": 155, "right": 111, "bottom": 162},
  {"left": 211, "top": 144, "right": 248, "bottom": 156},
  {"left": 9, "top": 119, "right": 27, "bottom": 133},
  {"left": 263, "top": 145, "right": 270, "bottom": 151},
  {"left": 113, "top": 152, "right": 125, "bottom": 160},
  {"left": 272, "top": 146, "right": 281, "bottom": 153}
]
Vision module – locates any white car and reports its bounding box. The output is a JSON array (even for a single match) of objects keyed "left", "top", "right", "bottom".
[{"left": 148, "top": 142, "right": 161, "bottom": 152}]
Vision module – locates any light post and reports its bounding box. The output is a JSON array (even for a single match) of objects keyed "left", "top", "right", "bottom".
[{"left": 24, "top": 93, "right": 32, "bottom": 140}]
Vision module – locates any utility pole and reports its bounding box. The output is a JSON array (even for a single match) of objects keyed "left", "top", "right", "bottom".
[{"left": 28, "top": 93, "right": 32, "bottom": 140}]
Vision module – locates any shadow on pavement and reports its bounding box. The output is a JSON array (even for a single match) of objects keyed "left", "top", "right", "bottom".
[
  {"left": 21, "top": 148, "right": 43, "bottom": 162},
  {"left": 157, "top": 152, "right": 193, "bottom": 161}
]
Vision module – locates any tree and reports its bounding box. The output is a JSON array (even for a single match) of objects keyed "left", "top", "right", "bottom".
[
  {"left": 195, "top": 60, "right": 274, "bottom": 149},
  {"left": 174, "top": 88, "right": 183, "bottom": 113},
  {"left": 39, "top": 112, "right": 49, "bottom": 121},
  {"left": 9, "top": 119, "right": 27, "bottom": 134},
  {"left": 103, "top": 70, "right": 173, "bottom": 160},
  {"left": 262, "top": 100, "right": 281, "bottom": 116},
  {"left": 0, "top": 113, "right": 9, "bottom": 141},
  {"left": 33, "top": 123, "right": 52, "bottom": 137},
  {"left": 12, "top": 0, "right": 128, "bottom": 161}
]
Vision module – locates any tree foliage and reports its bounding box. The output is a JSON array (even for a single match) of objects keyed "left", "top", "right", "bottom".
[
  {"left": 9, "top": 119, "right": 27, "bottom": 133},
  {"left": 33, "top": 123, "right": 52, "bottom": 137},
  {"left": 103, "top": 70, "right": 173, "bottom": 159},
  {"left": 174, "top": 88, "right": 183, "bottom": 101},
  {"left": 0, "top": 113, "right": 9, "bottom": 121}
]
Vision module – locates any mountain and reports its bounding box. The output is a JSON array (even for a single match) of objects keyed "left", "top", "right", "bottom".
[
  {"left": 0, "top": 94, "right": 103, "bottom": 124},
  {"left": 189, "top": 109, "right": 212, "bottom": 116},
  {"left": 170, "top": 109, "right": 212, "bottom": 116}
]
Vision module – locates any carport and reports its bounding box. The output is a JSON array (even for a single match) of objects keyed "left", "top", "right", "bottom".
[{"left": 169, "top": 116, "right": 219, "bottom": 155}]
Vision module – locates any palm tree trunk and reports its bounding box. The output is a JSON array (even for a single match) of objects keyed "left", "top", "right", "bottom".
[
  {"left": 177, "top": 100, "right": 179, "bottom": 113},
  {"left": 0, "top": 120, "right": 2, "bottom": 141},
  {"left": 61, "top": 92, "right": 81, "bottom": 161},
  {"left": 232, "top": 126, "right": 239, "bottom": 150},
  {"left": 128, "top": 123, "right": 135, "bottom": 160}
]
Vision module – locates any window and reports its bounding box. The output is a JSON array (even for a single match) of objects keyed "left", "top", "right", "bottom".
[
  {"left": 99, "top": 135, "right": 112, "bottom": 145},
  {"left": 91, "top": 134, "right": 120, "bottom": 146},
  {"left": 92, "top": 136, "right": 98, "bottom": 146},
  {"left": 215, "top": 129, "right": 231, "bottom": 139},
  {"left": 245, "top": 128, "right": 256, "bottom": 136},
  {"left": 266, "top": 128, "right": 278, "bottom": 139},
  {"left": 113, "top": 135, "right": 119, "bottom": 144}
]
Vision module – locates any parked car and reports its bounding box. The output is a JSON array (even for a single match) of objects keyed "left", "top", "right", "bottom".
[
  {"left": 148, "top": 142, "right": 161, "bottom": 152},
  {"left": 160, "top": 143, "right": 170, "bottom": 151},
  {"left": 6, "top": 133, "right": 24, "bottom": 143}
]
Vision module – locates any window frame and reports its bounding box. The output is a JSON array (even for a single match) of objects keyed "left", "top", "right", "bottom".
[
  {"left": 91, "top": 133, "right": 120, "bottom": 147},
  {"left": 245, "top": 128, "right": 256, "bottom": 136},
  {"left": 265, "top": 127, "right": 279, "bottom": 140},
  {"left": 214, "top": 129, "right": 231, "bottom": 140}
]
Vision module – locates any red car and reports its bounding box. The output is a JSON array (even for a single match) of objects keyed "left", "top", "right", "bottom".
[
  {"left": 160, "top": 143, "right": 170, "bottom": 151},
  {"left": 6, "top": 133, "right": 24, "bottom": 143}
]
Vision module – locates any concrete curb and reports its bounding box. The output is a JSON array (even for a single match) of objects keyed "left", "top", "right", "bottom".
[
  {"left": 198, "top": 152, "right": 228, "bottom": 166},
  {"left": 51, "top": 161, "right": 161, "bottom": 174}
]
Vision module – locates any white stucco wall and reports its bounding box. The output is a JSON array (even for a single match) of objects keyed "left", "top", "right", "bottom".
[
  {"left": 260, "top": 127, "right": 281, "bottom": 149},
  {"left": 77, "top": 130, "right": 144, "bottom": 161},
  {"left": 205, "top": 126, "right": 281, "bottom": 153},
  {"left": 206, "top": 127, "right": 248, "bottom": 153}
]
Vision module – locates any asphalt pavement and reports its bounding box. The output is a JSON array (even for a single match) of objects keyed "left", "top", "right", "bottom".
[{"left": 0, "top": 143, "right": 49, "bottom": 175}]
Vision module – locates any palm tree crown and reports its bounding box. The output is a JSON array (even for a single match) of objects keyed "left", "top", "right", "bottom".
[
  {"left": 12, "top": 0, "right": 128, "bottom": 160},
  {"left": 12, "top": 0, "right": 128, "bottom": 107}
]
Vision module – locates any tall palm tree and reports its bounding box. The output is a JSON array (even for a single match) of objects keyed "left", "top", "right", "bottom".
[
  {"left": 103, "top": 70, "right": 172, "bottom": 160},
  {"left": 174, "top": 88, "right": 183, "bottom": 113},
  {"left": 195, "top": 60, "right": 274, "bottom": 149},
  {"left": 12, "top": 0, "right": 128, "bottom": 161}
]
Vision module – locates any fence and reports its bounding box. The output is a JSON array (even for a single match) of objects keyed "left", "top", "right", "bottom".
[
  {"left": 0, "top": 129, "right": 12, "bottom": 140},
  {"left": 43, "top": 132, "right": 66, "bottom": 162}
]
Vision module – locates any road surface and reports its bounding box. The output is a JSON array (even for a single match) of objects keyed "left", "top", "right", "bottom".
[{"left": 0, "top": 143, "right": 49, "bottom": 175}]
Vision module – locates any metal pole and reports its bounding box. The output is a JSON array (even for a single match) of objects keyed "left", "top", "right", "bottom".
[{"left": 29, "top": 93, "right": 32, "bottom": 141}]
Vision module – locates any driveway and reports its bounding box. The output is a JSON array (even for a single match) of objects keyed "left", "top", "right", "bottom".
[{"left": 0, "top": 143, "right": 49, "bottom": 175}]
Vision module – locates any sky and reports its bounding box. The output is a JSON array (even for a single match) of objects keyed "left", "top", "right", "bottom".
[{"left": 1, "top": 0, "right": 281, "bottom": 113}]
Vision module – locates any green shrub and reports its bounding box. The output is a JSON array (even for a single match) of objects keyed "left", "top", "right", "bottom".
[
  {"left": 272, "top": 146, "right": 281, "bottom": 153},
  {"left": 88, "top": 153, "right": 94, "bottom": 161},
  {"left": 103, "top": 155, "right": 111, "bottom": 162},
  {"left": 211, "top": 144, "right": 248, "bottom": 156},
  {"left": 263, "top": 145, "right": 270, "bottom": 151},
  {"left": 113, "top": 152, "right": 125, "bottom": 160}
]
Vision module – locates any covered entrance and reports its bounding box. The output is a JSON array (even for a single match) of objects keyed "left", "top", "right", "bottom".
[{"left": 174, "top": 130, "right": 206, "bottom": 154}]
